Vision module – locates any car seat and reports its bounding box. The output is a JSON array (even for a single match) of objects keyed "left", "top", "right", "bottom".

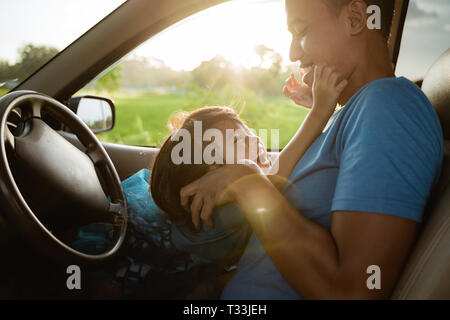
[{"left": 392, "top": 48, "right": 450, "bottom": 299}]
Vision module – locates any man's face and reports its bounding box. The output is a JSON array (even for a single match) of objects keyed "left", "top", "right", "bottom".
[{"left": 286, "top": 0, "right": 352, "bottom": 87}]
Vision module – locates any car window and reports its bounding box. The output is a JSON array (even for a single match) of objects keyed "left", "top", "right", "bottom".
[
  {"left": 0, "top": 0, "right": 126, "bottom": 97},
  {"left": 396, "top": 0, "right": 450, "bottom": 81},
  {"left": 79, "top": 0, "right": 308, "bottom": 149}
]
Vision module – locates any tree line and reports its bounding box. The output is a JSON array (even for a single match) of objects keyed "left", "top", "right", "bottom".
[
  {"left": 0, "top": 44, "right": 59, "bottom": 84},
  {"left": 2, "top": 43, "right": 296, "bottom": 97}
]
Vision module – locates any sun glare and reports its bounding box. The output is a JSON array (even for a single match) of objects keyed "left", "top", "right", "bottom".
[{"left": 134, "top": 0, "right": 292, "bottom": 71}]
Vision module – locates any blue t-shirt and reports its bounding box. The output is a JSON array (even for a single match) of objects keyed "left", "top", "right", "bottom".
[{"left": 221, "top": 77, "right": 444, "bottom": 300}]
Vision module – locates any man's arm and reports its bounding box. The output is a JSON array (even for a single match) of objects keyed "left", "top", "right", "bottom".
[{"left": 229, "top": 173, "right": 419, "bottom": 299}]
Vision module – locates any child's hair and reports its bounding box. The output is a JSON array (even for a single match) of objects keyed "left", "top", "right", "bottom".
[{"left": 150, "top": 106, "right": 246, "bottom": 230}]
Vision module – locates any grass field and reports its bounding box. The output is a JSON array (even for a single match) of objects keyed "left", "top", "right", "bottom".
[
  {"left": 1, "top": 87, "right": 309, "bottom": 149},
  {"left": 93, "top": 91, "right": 310, "bottom": 149}
]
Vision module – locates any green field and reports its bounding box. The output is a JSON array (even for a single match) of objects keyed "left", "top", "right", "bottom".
[
  {"left": 1, "top": 87, "right": 309, "bottom": 149},
  {"left": 95, "top": 92, "right": 310, "bottom": 149}
]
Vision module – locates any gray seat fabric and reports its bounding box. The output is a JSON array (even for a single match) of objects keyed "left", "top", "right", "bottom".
[{"left": 392, "top": 48, "right": 450, "bottom": 299}]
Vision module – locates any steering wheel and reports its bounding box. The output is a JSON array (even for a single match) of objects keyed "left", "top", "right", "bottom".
[{"left": 0, "top": 90, "right": 128, "bottom": 266}]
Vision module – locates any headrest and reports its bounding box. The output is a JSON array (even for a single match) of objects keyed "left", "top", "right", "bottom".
[{"left": 421, "top": 48, "right": 450, "bottom": 140}]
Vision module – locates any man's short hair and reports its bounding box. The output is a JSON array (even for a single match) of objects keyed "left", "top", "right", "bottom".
[{"left": 322, "top": 0, "right": 395, "bottom": 40}]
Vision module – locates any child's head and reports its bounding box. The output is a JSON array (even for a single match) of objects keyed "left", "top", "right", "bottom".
[{"left": 150, "top": 106, "right": 268, "bottom": 229}]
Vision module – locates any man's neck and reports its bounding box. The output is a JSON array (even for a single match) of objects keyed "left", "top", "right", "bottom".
[{"left": 338, "top": 37, "right": 395, "bottom": 105}]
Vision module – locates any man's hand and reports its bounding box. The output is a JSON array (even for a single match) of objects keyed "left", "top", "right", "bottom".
[{"left": 180, "top": 162, "right": 262, "bottom": 230}]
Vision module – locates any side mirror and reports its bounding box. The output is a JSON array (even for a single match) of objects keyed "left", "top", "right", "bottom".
[{"left": 69, "top": 95, "right": 115, "bottom": 133}]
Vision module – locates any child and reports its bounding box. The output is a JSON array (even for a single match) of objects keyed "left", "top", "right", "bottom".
[
  {"left": 74, "top": 65, "right": 347, "bottom": 299},
  {"left": 151, "top": 64, "right": 348, "bottom": 234},
  {"left": 147, "top": 64, "right": 347, "bottom": 284}
]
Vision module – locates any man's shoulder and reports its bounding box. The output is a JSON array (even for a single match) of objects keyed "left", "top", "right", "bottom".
[
  {"left": 337, "top": 77, "right": 444, "bottom": 159},
  {"left": 343, "top": 77, "right": 436, "bottom": 123},
  {"left": 355, "top": 77, "right": 431, "bottom": 111}
]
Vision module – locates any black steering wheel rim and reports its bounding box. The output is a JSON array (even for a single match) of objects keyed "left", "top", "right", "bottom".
[{"left": 0, "top": 90, "right": 128, "bottom": 266}]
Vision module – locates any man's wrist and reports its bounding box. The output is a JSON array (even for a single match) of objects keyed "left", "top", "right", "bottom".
[
  {"left": 228, "top": 173, "right": 279, "bottom": 216},
  {"left": 227, "top": 165, "right": 267, "bottom": 197},
  {"left": 235, "top": 159, "right": 263, "bottom": 175}
]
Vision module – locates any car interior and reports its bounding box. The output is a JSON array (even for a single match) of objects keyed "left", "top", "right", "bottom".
[{"left": 0, "top": 0, "right": 448, "bottom": 299}]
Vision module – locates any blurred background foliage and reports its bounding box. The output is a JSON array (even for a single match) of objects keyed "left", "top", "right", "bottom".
[{"left": 0, "top": 43, "right": 308, "bottom": 149}]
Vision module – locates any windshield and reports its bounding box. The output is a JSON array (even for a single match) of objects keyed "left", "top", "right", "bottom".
[{"left": 0, "top": 0, "right": 126, "bottom": 97}]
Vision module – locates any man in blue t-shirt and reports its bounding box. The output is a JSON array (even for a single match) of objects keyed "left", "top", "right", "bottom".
[
  {"left": 220, "top": 77, "right": 443, "bottom": 299},
  {"left": 181, "top": 0, "right": 444, "bottom": 299}
]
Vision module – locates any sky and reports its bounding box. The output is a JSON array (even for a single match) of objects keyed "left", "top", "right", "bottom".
[
  {"left": 133, "top": 0, "right": 293, "bottom": 70},
  {"left": 396, "top": 0, "right": 450, "bottom": 79},
  {"left": 0, "top": 0, "right": 126, "bottom": 63},
  {"left": 0, "top": 0, "right": 449, "bottom": 81}
]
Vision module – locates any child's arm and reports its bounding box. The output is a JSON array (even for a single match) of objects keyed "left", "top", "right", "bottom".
[{"left": 271, "top": 65, "right": 348, "bottom": 179}]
